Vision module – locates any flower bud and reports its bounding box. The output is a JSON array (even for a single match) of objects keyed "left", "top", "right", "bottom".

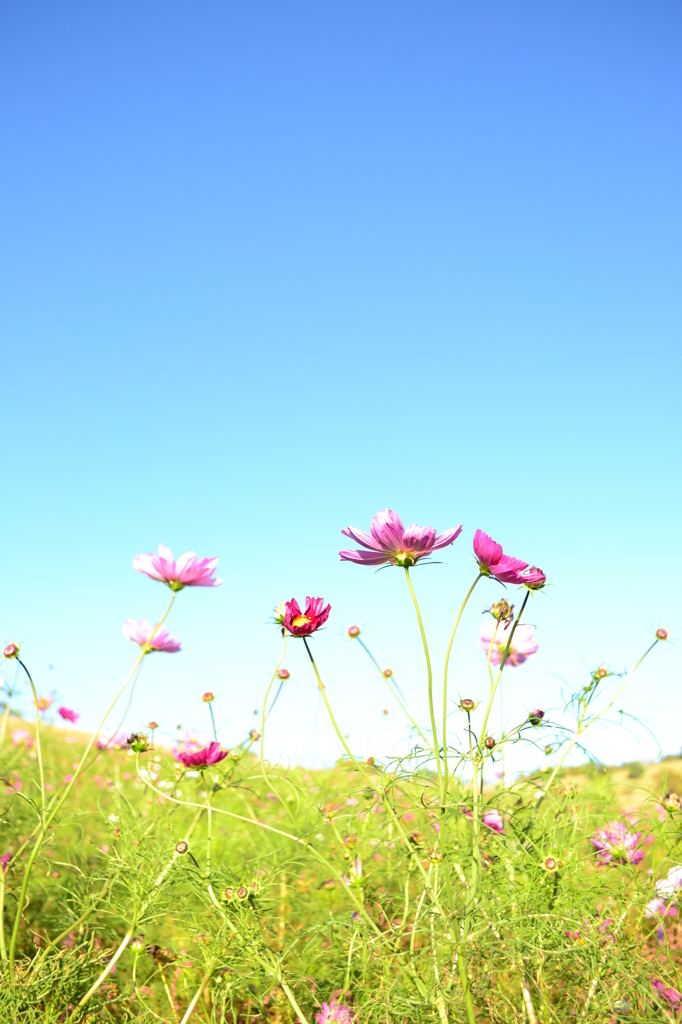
[
  {"left": 237, "top": 885, "right": 248, "bottom": 900},
  {"left": 460, "top": 698, "right": 475, "bottom": 712},
  {"left": 175, "top": 841, "right": 189, "bottom": 855},
  {"left": 202, "top": 692, "right": 214, "bottom": 703},
  {"left": 224, "top": 887, "right": 234, "bottom": 900},
  {"left": 250, "top": 729, "right": 260, "bottom": 742},
  {"left": 663, "top": 790, "right": 682, "bottom": 811},
  {"left": 130, "top": 936, "right": 145, "bottom": 952},
  {"left": 383, "top": 668, "right": 393, "bottom": 679},
  {"left": 250, "top": 880, "right": 257, "bottom": 893},
  {"left": 347, "top": 625, "right": 361, "bottom": 638},
  {"left": 148, "top": 721, "right": 158, "bottom": 730},
  {"left": 366, "top": 756, "right": 375, "bottom": 766},
  {"left": 543, "top": 856, "right": 557, "bottom": 872},
  {"left": 273, "top": 603, "right": 287, "bottom": 625},
  {"left": 656, "top": 628, "right": 669, "bottom": 641},
  {"left": 127, "top": 732, "right": 150, "bottom": 753},
  {"left": 545, "top": 745, "right": 552, "bottom": 755},
  {"left": 277, "top": 668, "right": 290, "bottom": 680},
  {"left": 3, "top": 643, "right": 19, "bottom": 660},
  {"left": 484, "top": 736, "right": 496, "bottom": 750},
  {"left": 488, "top": 600, "right": 514, "bottom": 623},
  {"left": 595, "top": 667, "right": 608, "bottom": 679},
  {"left": 528, "top": 709, "right": 544, "bottom": 726}
]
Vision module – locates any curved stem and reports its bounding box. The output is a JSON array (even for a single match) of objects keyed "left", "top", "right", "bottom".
[
  {"left": 404, "top": 569, "right": 442, "bottom": 797},
  {"left": 442, "top": 574, "right": 482, "bottom": 804},
  {"left": 355, "top": 638, "right": 430, "bottom": 746},
  {"left": 17, "top": 660, "right": 46, "bottom": 819}
]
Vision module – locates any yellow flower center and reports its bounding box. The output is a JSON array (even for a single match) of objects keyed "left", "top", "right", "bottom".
[{"left": 292, "top": 615, "right": 311, "bottom": 628}]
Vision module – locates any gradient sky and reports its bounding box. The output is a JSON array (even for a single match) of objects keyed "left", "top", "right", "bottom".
[{"left": 1, "top": 1, "right": 680, "bottom": 774}]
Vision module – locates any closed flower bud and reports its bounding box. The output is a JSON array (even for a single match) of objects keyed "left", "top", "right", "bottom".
[
  {"left": 202, "top": 692, "right": 214, "bottom": 703},
  {"left": 250, "top": 729, "right": 260, "bottom": 742},
  {"left": 484, "top": 736, "right": 496, "bottom": 750},
  {"left": 366, "top": 756, "right": 375, "bottom": 765},
  {"left": 224, "top": 887, "right": 234, "bottom": 900},
  {"left": 237, "top": 886, "right": 248, "bottom": 900},
  {"left": 545, "top": 745, "right": 552, "bottom": 755},
  {"left": 127, "top": 732, "right": 150, "bottom": 753},
  {"left": 148, "top": 721, "right": 158, "bottom": 730},
  {"left": 528, "top": 709, "right": 544, "bottom": 726},
  {"left": 595, "top": 667, "right": 608, "bottom": 679},
  {"left": 347, "top": 625, "right": 361, "bottom": 638},
  {"left": 663, "top": 790, "right": 682, "bottom": 811},
  {"left": 383, "top": 668, "right": 393, "bottom": 678},
  {"left": 3, "top": 643, "right": 19, "bottom": 660},
  {"left": 273, "top": 603, "right": 287, "bottom": 625},
  {"left": 277, "top": 668, "right": 290, "bottom": 680},
  {"left": 460, "top": 698, "right": 476, "bottom": 712},
  {"left": 656, "top": 628, "right": 668, "bottom": 641},
  {"left": 543, "top": 856, "right": 558, "bottom": 872},
  {"left": 130, "top": 936, "right": 145, "bottom": 952},
  {"left": 175, "top": 840, "right": 189, "bottom": 855}
]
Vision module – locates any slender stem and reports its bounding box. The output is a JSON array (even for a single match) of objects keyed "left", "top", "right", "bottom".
[
  {"left": 0, "top": 872, "right": 7, "bottom": 961},
  {"left": 208, "top": 703, "right": 218, "bottom": 743},
  {"left": 17, "top": 660, "right": 46, "bottom": 819},
  {"left": 442, "top": 574, "right": 482, "bottom": 804},
  {"left": 302, "top": 637, "right": 455, "bottom": 939},
  {"left": 8, "top": 828, "right": 44, "bottom": 977},
  {"left": 478, "top": 592, "right": 530, "bottom": 749},
  {"left": 403, "top": 569, "right": 442, "bottom": 798},
  {"left": 260, "top": 635, "right": 287, "bottom": 766},
  {"left": 0, "top": 699, "right": 11, "bottom": 747},
  {"left": 355, "top": 638, "right": 430, "bottom": 746},
  {"left": 180, "top": 964, "right": 214, "bottom": 1024}
]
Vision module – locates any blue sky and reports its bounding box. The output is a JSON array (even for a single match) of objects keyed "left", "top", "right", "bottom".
[{"left": 1, "top": 1, "right": 680, "bottom": 772}]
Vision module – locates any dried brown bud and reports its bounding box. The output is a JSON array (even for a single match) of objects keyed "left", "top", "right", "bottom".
[
  {"left": 484, "top": 736, "right": 496, "bottom": 750},
  {"left": 237, "top": 886, "right": 248, "bottom": 900},
  {"left": 175, "top": 841, "right": 189, "bottom": 855}
]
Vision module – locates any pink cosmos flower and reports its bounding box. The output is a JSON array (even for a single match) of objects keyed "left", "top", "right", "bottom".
[
  {"left": 316, "top": 999, "right": 355, "bottom": 1024},
  {"left": 282, "top": 597, "right": 331, "bottom": 637},
  {"left": 122, "top": 620, "right": 181, "bottom": 653},
  {"left": 651, "top": 978, "right": 682, "bottom": 1012},
  {"left": 1, "top": 853, "right": 11, "bottom": 873},
  {"left": 340, "top": 509, "right": 462, "bottom": 568},
  {"left": 479, "top": 620, "right": 538, "bottom": 667},
  {"left": 175, "top": 741, "right": 228, "bottom": 768},
  {"left": 482, "top": 809, "right": 504, "bottom": 833},
  {"left": 11, "top": 728, "right": 33, "bottom": 747},
  {"left": 590, "top": 821, "right": 645, "bottom": 865},
  {"left": 96, "top": 729, "right": 128, "bottom": 750},
  {"left": 133, "top": 544, "right": 223, "bottom": 591},
  {"left": 473, "top": 530, "right": 546, "bottom": 588},
  {"left": 36, "top": 696, "right": 53, "bottom": 712},
  {"left": 58, "top": 707, "right": 79, "bottom": 723}
]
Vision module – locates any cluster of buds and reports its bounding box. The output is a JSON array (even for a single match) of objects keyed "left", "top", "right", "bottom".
[
  {"left": 485, "top": 600, "right": 514, "bottom": 624},
  {"left": 126, "top": 732, "right": 150, "bottom": 753},
  {"left": 224, "top": 885, "right": 250, "bottom": 901}
]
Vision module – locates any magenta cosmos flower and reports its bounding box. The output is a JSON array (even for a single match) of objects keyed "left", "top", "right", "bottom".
[
  {"left": 473, "top": 530, "right": 546, "bottom": 588},
  {"left": 590, "top": 821, "right": 645, "bottom": 866},
  {"left": 175, "top": 741, "right": 228, "bottom": 768},
  {"left": 479, "top": 620, "right": 538, "bottom": 667},
  {"left": 283, "top": 597, "right": 331, "bottom": 637},
  {"left": 122, "top": 619, "right": 181, "bottom": 653},
  {"left": 652, "top": 978, "right": 682, "bottom": 1012},
  {"left": 133, "top": 544, "right": 223, "bottom": 591},
  {"left": 339, "top": 508, "right": 462, "bottom": 568},
  {"left": 316, "top": 1000, "right": 354, "bottom": 1024},
  {"left": 58, "top": 707, "right": 80, "bottom": 723}
]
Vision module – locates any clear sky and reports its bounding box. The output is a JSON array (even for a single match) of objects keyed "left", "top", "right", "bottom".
[{"left": 1, "top": 1, "right": 680, "bottom": 774}]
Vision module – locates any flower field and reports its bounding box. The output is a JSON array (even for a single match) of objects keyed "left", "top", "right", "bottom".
[{"left": 1, "top": 511, "right": 678, "bottom": 1023}]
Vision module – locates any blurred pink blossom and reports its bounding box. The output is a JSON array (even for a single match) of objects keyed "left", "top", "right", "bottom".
[
  {"left": 58, "top": 707, "right": 79, "bottom": 723},
  {"left": 175, "top": 741, "right": 227, "bottom": 768},
  {"left": 652, "top": 978, "right": 682, "bottom": 1011},
  {"left": 479, "top": 620, "right": 538, "bottom": 667},
  {"left": 1, "top": 854, "right": 11, "bottom": 873},
  {"left": 482, "top": 810, "right": 504, "bottom": 833},
  {"left": 11, "top": 728, "right": 33, "bottom": 748},
  {"left": 316, "top": 999, "right": 354, "bottom": 1024},
  {"left": 122, "top": 620, "right": 181, "bottom": 653},
  {"left": 340, "top": 509, "right": 462, "bottom": 568},
  {"left": 590, "top": 821, "right": 645, "bottom": 865},
  {"left": 283, "top": 598, "right": 331, "bottom": 637},
  {"left": 133, "top": 544, "right": 222, "bottom": 591},
  {"left": 473, "top": 529, "right": 546, "bottom": 588},
  {"left": 96, "top": 729, "right": 128, "bottom": 750}
]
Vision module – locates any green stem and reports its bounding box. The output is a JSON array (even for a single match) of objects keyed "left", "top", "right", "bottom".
[
  {"left": 403, "top": 569, "right": 442, "bottom": 798},
  {"left": 356, "top": 637, "right": 430, "bottom": 746},
  {"left": 260, "top": 634, "right": 288, "bottom": 767},
  {"left": 442, "top": 574, "right": 482, "bottom": 806},
  {"left": 17, "top": 660, "right": 46, "bottom": 819},
  {"left": 0, "top": 871, "right": 7, "bottom": 962},
  {"left": 478, "top": 592, "right": 530, "bottom": 750}
]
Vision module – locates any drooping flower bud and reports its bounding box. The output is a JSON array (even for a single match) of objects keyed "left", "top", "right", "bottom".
[
  {"left": 202, "top": 692, "right": 214, "bottom": 703},
  {"left": 277, "top": 668, "right": 290, "bottom": 680},
  {"left": 3, "top": 643, "right": 19, "bottom": 660},
  {"left": 175, "top": 841, "right": 189, "bottom": 855},
  {"left": 460, "top": 698, "right": 476, "bottom": 712},
  {"left": 347, "top": 625, "right": 361, "bottom": 638},
  {"left": 656, "top": 628, "right": 669, "bottom": 641},
  {"left": 528, "top": 709, "right": 545, "bottom": 726},
  {"left": 484, "top": 736, "right": 496, "bottom": 750}
]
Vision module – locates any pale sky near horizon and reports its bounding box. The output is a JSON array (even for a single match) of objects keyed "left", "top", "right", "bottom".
[{"left": 1, "top": 0, "right": 680, "bottom": 775}]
